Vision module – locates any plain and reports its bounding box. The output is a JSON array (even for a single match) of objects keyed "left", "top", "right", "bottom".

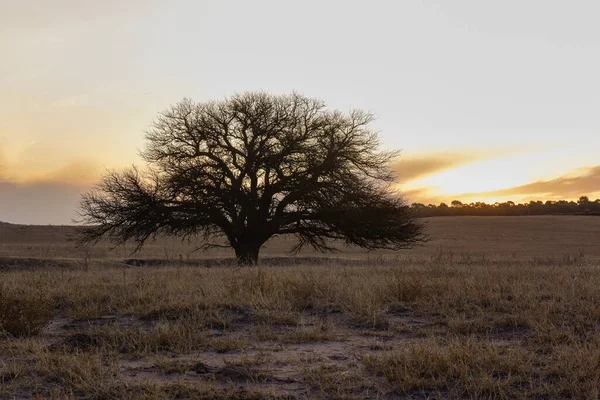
[{"left": 1, "top": 216, "right": 600, "bottom": 399}]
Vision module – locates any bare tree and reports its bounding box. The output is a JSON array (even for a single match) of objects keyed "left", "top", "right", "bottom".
[{"left": 79, "top": 92, "right": 426, "bottom": 265}]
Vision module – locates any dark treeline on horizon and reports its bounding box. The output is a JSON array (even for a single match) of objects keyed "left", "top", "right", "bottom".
[{"left": 411, "top": 196, "right": 600, "bottom": 217}]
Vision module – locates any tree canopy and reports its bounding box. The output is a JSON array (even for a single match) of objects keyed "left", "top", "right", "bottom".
[{"left": 79, "top": 92, "right": 425, "bottom": 264}]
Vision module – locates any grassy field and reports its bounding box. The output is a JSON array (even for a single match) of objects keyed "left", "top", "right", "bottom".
[{"left": 1, "top": 216, "right": 600, "bottom": 399}]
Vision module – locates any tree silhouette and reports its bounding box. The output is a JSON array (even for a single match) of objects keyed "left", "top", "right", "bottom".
[
  {"left": 79, "top": 92, "right": 426, "bottom": 265},
  {"left": 451, "top": 200, "right": 463, "bottom": 208},
  {"left": 409, "top": 197, "right": 600, "bottom": 217}
]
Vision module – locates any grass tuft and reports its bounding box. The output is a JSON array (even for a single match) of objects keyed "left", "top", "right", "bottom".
[{"left": 0, "top": 284, "right": 54, "bottom": 337}]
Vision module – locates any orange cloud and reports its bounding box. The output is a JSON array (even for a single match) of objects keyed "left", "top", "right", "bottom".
[
  {"left": 463, "top": 166, "right": 600, "bottom": 200},
  {"left": 40, "top": 160, "right": 103, "bottom": 186},
  {"left": 1, "top": 158, "right": 102, "bottom": 186},
  {"left": 403, "top": 188, "right": 448, "bottom": 206},
  {"left": 407, "top": 165, "right": 600, "bottom": 205},
  {"left": 393, "top": 149, "right": 516, "bottom": 183}
]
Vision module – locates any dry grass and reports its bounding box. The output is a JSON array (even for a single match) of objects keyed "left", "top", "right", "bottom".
[
  {"left": 0, "top": 283, "right": 54, "bottom": 338},
  {"left": 2, "top": 259, "right": 600, "bottom": 398},
  {"left": 2, "top": 217, "right": 600, "bottom": 398},
  {"left": 363, "top": 336, "right": 532, "bottom": 397}
]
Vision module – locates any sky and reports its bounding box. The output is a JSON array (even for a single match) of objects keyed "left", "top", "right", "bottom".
[{"left": 1, "top": 0, "right": 599, "bottom": 224}]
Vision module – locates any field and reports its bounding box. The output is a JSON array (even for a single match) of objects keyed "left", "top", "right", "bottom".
[{"left": 2, "top": 216, "right": 600, "bottom": 399}]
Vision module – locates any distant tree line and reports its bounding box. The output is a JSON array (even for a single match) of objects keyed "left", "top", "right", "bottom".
[{"left": 410, "top": 196, "right": 600, "bottom": 217}]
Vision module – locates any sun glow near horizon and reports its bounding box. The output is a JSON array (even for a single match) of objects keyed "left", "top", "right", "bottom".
[
  {"left": 399, "top": 146, "right": 600, "bottom": 205},
  {"left": 412, "top": 162, "right": 530, "bottom": 197}
]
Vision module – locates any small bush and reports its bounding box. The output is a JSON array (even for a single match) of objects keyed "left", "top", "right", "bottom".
[{"left": 0, "top": 285, "right": 54, "bottom": 337}]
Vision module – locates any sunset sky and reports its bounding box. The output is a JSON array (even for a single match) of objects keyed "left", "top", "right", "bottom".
[{"left": 1, "top": 1, "right": 600, "bottom": 224}]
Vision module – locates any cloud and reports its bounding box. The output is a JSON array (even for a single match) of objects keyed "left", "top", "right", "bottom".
[
  {"left": 0, "top": 160, "right": 101, "bottom": 225},
  {"left": 467, "top": 165, "right": 600, "bottom": 200},
  {"left": 0, "top": 180, "right": 87, "bottom": 225},
  {"left": 41, "top": 160, "right": 102, "bottom": 186},
  {"left": 0, "top": 152, "right": 11, "bottom": 183},
  {"left": 407, "top": 165, "right": 600, "bottom": 205},
  {"left": 1, "top": 158, "right": 102, "bottom": 186},
  {"left": 393, "top": 149, "right": 514, "bottom": 183},
  {"left": 402, "top": 188, "right": 448, "bottom": 206}
]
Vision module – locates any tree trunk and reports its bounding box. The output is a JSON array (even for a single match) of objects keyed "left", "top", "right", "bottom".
[{"left": 234, "top": 241, "right": 261, "bottom": 266}]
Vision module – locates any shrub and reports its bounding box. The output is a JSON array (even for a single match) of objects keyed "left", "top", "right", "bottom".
[{"left": 0, "top": 285, "right": 54, "bottom": 337}]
